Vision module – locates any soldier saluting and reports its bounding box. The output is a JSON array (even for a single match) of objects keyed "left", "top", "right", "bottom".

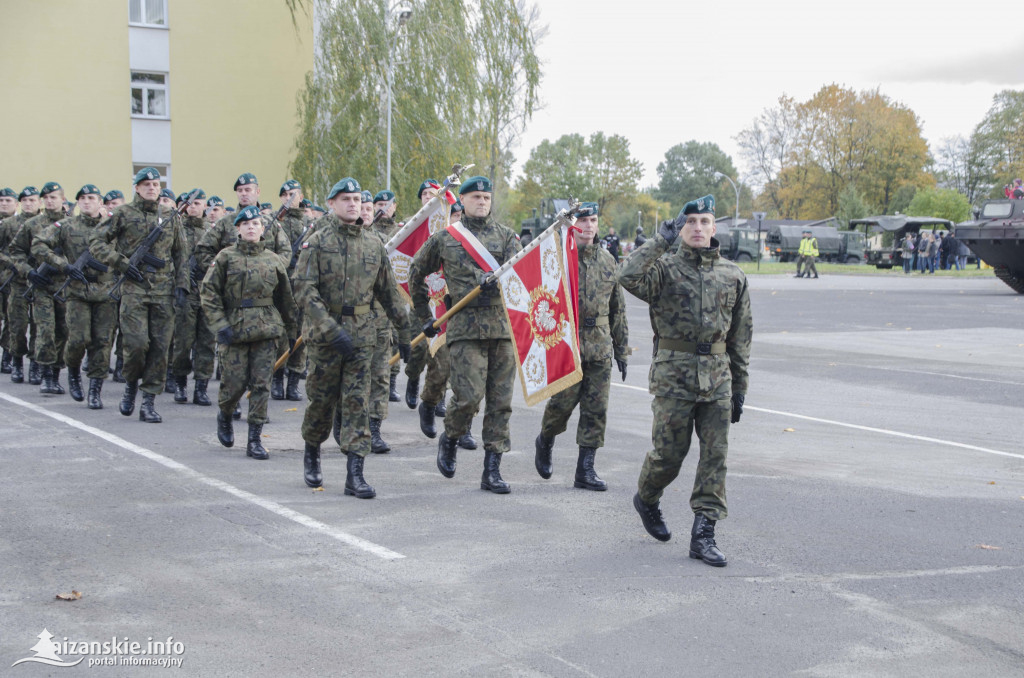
[{"left": 619, "top": 195, "right": 752, "bottom": 567}]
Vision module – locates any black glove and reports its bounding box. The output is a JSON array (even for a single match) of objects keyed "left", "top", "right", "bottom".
[
  {"left": 124, "top": 263, "right": 145, "bottom": 283},
  {"left": 174, "top": 287, "right": 188, "bottom": 308},
  {"left": 216, "top": 326, "right": 234, "bottom": 345},
  {"left": 327, "top": 328, "right": 355, "bottom": 359},
  {"left": 189, "top": 262, "right": 201, "bottom": 288},
  {"left": 731, "top": 393, "right": 745, "bottom": 424},
  {"left": 398, "top": 343, "right": 411, "bottom": 363},
  {"left": 64, "top": 264, "right": 88, "bottom": 284},
  {"left": 27, "top": 270, "right": 52, "bottom": 288},
  {"left": 421, "top": 320, "right": 439, "bottom": 338},
  {"left": 659, "top": 219, "right": 681, "bottom": 245},
  {"left": 616, "top": 358, "right": 627, "bottom": 381},
  {"left": 479, "top": 272, "right": 498, "bottom": 294}
]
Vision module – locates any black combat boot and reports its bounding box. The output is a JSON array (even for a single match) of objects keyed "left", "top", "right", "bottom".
[
  {"left": 164, "top": 368, "right": 175, "bottom": 393},
  {"left": 689, "top": 514, "right": 727, "bottom": 567},
  {"left": 437, "top": 432, "right": 458, "bottom": 478},
  {"left": 10, "top": 356, "right": 24, "bottom": 383},
  {"left": 369, "top": 418, "right": 390, "bottom": 454},
  {"left": 246, "top": 422, "right": 268, "bottom": 460},
  {"left": 119, "top": 380, "right": 138, "bottom": 416},
  {"left": 417, "top": 401, "right": 437, "bottom": 439},
  {"left": 87, "top": 378, "right": 103, "bottom": 410},
  {"left": 285, "top": 369, "right": 302, "bottom": 401},
  {"left": 405, "top": 376, "right": 419, "bottom": 409},
  {"left": 232, "top": 401, "right": 242, "bottom": 420},
  {"left": 574, "top": 446, "right": 607, "bottom": 491},
  {"left": 112, "top": 356, "right": 125, "bottom": 383},
  {"left": 481, "top": 450, "right": 511, "bottom": 494},
  {"left": 388, "top": 373, "right": 400, "bottom": 402},
  {"left": 67, "top": 366, "right": 84, "bottom": 402},
  {"left": 216, "top": 409, "right": 234, "bottom": 447},
  {"left": 457, "top": 427, "right": 477, "bottom": 450},
  {"left": 344, "top": 453, "right": 376, "bottom": 498},
  {"left": 303, "top": 442, "right": 323, "bottom": 488},
  {"left": 173, "top": 375, "right": 188, "bottom": 403},
  {"left": 40, "top": 365, "right": 57, "bottom": 394},
  {"left": 139, "top": 392, "right": 162, "bottom": 423},
  {"left": 534, "top": 433, "right": 554, "bottom": 479},
  {"left": 434, "top": 396, "right": 447, "bottom": 418},
  {"left": 270, "top": 369, "right": 285, "bottom": 400},
  {"left": 1, "top": 350, "right": 11, "bottom": 374},
  {"left": 193, "top": 379, "right": 211, "bottom": 406},
  {"left": 50, "top": 367, "right": 65, "bottom": 395},
  {"left": 633, "top": 493, "right": 671, "bottom": 542},
  {"left": 28, "top": 360, "right": 42, "bottom": 385}
]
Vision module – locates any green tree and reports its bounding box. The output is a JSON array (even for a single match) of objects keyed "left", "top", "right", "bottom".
[
  {"left": 969, "top": 90, "right": 1024, "bottom": 198},
  {"left": 654, "top": 141, "right": 739, "bottom": 217},
  {"left": 907, "top": 188, "right": 972, "bottom": 223},
  {"left": 836, "top": 184, "right": 870, "bottom": 227},
  {"left": 888, "top": 184, "right": 917, "bottom": 215}
]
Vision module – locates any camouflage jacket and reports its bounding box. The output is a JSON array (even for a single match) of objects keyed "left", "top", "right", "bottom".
[
  {"left": 194, "top": 208, "right": 290, "bottom": 270},
  {"left": 576, "top": 242, "right": 629, "bottom": 363},
  {"left": 278, "top": 206, "right": 309, "bottom": 246},
  {"left": 12, "top": 208, "right": 68, "bottom": 292},
  {"left": 200, "top": 238, "right": 296, "bottom": 344},
  {"left": 34, "top": 212, "right": 114, "bottom": 302},
  {"left": 410, "top": 214, "right": 521, "bottom": 343},
  {"left": 618, "top": 234, "right": 751, "bottom": 401},
  {"left": 92, "top": 196, "right": 188, "bottom": 298},
  {"left": 293, "top": 213, "right": 409, "bottom": 349},
  {"left": 375, "top": 216, "right": 400, "bottom": 241},
  {"left": 180, "top": 215, "right": 207, "bottom": 305},
  {"left": 0, "top": 211, "right": 40, "bottom": 279}
]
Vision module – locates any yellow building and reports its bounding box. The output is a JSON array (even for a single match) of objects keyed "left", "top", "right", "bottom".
[{"left": 0, "top": 0, "right": 314, "bottom": 202}]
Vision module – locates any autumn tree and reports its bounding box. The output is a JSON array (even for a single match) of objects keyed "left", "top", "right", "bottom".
[
  {"left": 653, "top": 141, "right": 752, "bottom": 219},
  {"left": 907, "top": 188, "right": 972, "bottom": 223}
]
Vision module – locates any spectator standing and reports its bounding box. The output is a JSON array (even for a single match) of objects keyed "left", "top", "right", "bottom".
[
  {"left": 601, "top": 227, "right": 621, "bottom": 262},
  {"left": 901, "top": 233, "right": 915, "bottom": 274}
]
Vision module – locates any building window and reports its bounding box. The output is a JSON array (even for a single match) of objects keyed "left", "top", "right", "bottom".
[
  {"left": 129, "top": 0, "right": 167, "bottom": 27},
  {"left": 132, "top": 164, "right": 170, "bottom": 189},
  {"left": 131, "top": 72, "right": 168, "bottom": 118}
]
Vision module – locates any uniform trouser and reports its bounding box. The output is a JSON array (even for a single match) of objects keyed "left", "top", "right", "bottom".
[
  {"left": 368, "top": 320, "right": 393, "bottom": 420},
  {"left": 31, "top": 293, "right": 67, "bottom": 366},
  {"left": 541, "top": 357, "right": 612, "bottom": 448},
  {"left": 389, "top": 328, "right": 401, "bottom": 379},
  {"left": 0, "top": 287, "right": 8, "bottom": 351},
  {"left": 218, "top": 338, "right": 275, "bottom": 425},
  {"left": 637, "top": 396, "right": 730, "bottom": 521},
  {"left": 301, "top": 342, "right": 373, "bottom": 457},
  {"left": 65, "top": 297, "right": 116, "bottom": 379},
  {"left": 799, "top": 255, "right": 817, "bottom": 276},
  {"left": 405, "top": 339, "right": 449, "bottom": 406},
  {"left": 445, "top": 339, "right": 514, "bottom": 454},
  {"left": 284, "top": 315, "right": 305, "bottom": 373},
  {"left": 171, "top": 301, "right": 215, "bottom": 379},
  {"left": 4, "top": 282, "right": 31, "bottom": 358},
  {"left": 119, "top": 294, "right": 175, "bottom": 395}
]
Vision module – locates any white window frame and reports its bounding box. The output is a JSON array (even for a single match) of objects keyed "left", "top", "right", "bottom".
[
  {"left": 131, "top": 71, "right": 169, "bottom": 119},
  {"left": 129, "top": 0, "right": 168, "bottom": 28},
  {"left": 132, "top": 164, "right": 170, "bottom": 190}
]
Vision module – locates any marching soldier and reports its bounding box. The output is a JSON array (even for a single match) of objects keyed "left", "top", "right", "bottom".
[
  {"left": 411, "top": 175, "right": 521, "bottom": 493},
  {"left": 92, "top": 167, "right": 189, "bottom": 423},
  {"left": 277, "top": 179, "right": 310, "bottom": 401},
  {"left": 0, "top": 187, "right": 41, "bottom": 385},
  {"left": 619, "top": 195, "right": 752, "bottom": 567},
  {"left": 201, "top": 205, "right": 296, "bottom": 460},
  {"left": 0, "top": 187, "right": 20, "bottom": 374},
  {"left": 169, "top": 189, "right": 216, "bottom": 406},
  {"left": 205, "top": 196, "right": 225, "bottom": 225},
  {"left": 371, "top": 189, "right": 402, "bottom": 403},
  {"left": 158, "top": 188, "right": 177, "bottom": 211},
  {"left": 33, "top": 184, "right": 115, "bottom": 408},
  {"left": 534, "top": 202, "right": 629, "bottom": 491},
  {"left": 103, "top": 189, "right": 127, "bottom": 383},
  {"left": 194, "top": 173, "right": 290, "bottom": 271},
  {"left": 292, "top": 178, "right": 410, "bottom": 497},
  {"left": 103, "top": 190, "right": 125, "bottom": 209}
]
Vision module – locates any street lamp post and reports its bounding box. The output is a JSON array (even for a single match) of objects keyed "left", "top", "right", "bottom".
[
  {"left": 714, "top": 171, "right": 740, "bottom": 231},
  {"left": 385, "top": 8, "right": 412, "bottom": 192},
  {"left": 753, "top": 211, "right": 766, "bottom": 271}
]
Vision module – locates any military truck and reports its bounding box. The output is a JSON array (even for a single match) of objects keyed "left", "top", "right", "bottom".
[
  {"left": 954, "top": 199, "right": 1024, "bottom": 293},
  {"left": 519, "top": 198, "right": 572, "bottom": 247},
  {"left": 849, "top": 216, "right": 954, "bottom": 269},
  {"left": 765, "top": 219, "right": 864, "bottom": 263},
  {"left": 712, "top": 218, "right": 761, "bottom": 262}
]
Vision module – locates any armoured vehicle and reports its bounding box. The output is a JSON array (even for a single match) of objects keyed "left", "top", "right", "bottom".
[
  {"left": 955, "top": 199, "right": 1024, "bottom": 293},
  {"left": 849, "top": 216, "right": 954, "bottom": 269},
  {"left": 519, "top": 198, "right": 573, "bottom": 247},
  {"left": 714, "top": 220, "right": 761, "bottom": 262},
  {"left": 766, "top": 219, "right": 865, "bottom": 263}
]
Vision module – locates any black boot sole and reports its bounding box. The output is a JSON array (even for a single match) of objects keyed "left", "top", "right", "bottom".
[
  {"left": 304, "top": 476, "right": 322, "bottom": 488},
  {"left": 633, "top": 493, "right": 671, "bottom": 542},
  {"left": 573, "top": 479, "right": 607, "bottom": 491},
  {"left": 689, "top": 550, "right": 728, "bottom": 567},
  {"left": 344, "top": 485, "right": 375, "bottom": 498},
  {"left": 480, "top": 481, "right": 511, "bottom": 494}
]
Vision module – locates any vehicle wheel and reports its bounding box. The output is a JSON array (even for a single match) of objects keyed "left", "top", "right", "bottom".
[
  {"left": 846, "top": 256, "right": 859, "bottom": 264},
  {"left": 736, "top": 253, "right": 752, "bottom": 262}
]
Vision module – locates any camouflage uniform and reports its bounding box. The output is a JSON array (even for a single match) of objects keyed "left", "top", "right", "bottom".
[
  {"left": 540, "top": 240, "right": 629, "bottom": 447},
  {"left": 170, "top": 215, "right": 215, "bottom": 382},
  {"left": 366, "top": 219, "right": 396, "bottom": 422},
  {"left": 194, "top": 209, "right": 291, "bottom": 270},
  {"left": 200, "top": 238, "right": 296, "bottom": 424},
  {"left": 410, "top": 214, "right": 521, "bottom": 456},
  {"left": 92, "top": 196, "right": 188, "bottom": 395},
  {"left": 277, "top": 206, "right": 310, "bottom": 380},
  {"left": 617, "top": 234, "right": 752, "bottom": 520},
  {"left": 375, "top": 216, "right": 404, "bottom": 386},
  {"left": 293, "top": 213, "right": 409, "bottom": 455},
  {"left": 14, "top": 208, "right": 68, "bottom": 368},
  {"left": 0, "top": 210, "right": 40, "bottom": 362}
]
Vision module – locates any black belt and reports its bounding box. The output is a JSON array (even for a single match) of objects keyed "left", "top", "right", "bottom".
[
  {"left": 335, "top": 304, "right": 371, "bottom": 316},
  {"left": 226, "top": 298, "right": 273, "bottom": 309},
  {"left": 581, "top": 316, "right": 609, "bottom": 328}
]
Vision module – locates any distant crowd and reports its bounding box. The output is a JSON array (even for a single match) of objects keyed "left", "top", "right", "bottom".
[
  {"left": 899, "top": 230, "right": 973, "bottom": 274},
  {"left": 1003, "top": 178, "right": 1024, "bottom": 199}
]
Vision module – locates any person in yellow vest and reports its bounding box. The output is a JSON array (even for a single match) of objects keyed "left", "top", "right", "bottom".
[{"left": 796, "top": 229, "right": 819, "bottom": 279}]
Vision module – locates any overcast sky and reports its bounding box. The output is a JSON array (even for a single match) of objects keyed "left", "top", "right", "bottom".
[{"left": 513, "top": 0, "right": 1023, "bottom": 188}]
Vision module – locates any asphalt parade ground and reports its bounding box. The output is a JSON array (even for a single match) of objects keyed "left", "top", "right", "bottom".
[{"left": 1, "top": 273, "right": 1022, "bottom": 676}]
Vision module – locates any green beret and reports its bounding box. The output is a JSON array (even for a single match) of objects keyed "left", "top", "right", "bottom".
[
  {"left": 233, "top": 205, "right": 262, "bottom": 225},
  {"left": 40, "top": 181, "right": 63, "bottom": 196},
  {"left": 451, "top": 200, "right": 463, "bottom": 213},
  {"left": 133, "top": 167, "right": 160, "bottom": 184},
  {"left": 575, "top": 201, "right": 599, "bottom": 218},
  {"left": 418, "top": 179, "right": 439, "bottom": 199},
  {"left": 233, "top": 173, "right": 258, "bottom": 190},
  {"left": 327, "top": 177, "right": 361, "bottom": 200},
  {"left": 19, "top": 186, "right": 39, "bottom": 200},
  {"left": 313, "top": 205, "right": 327, "bottom": 214},
  {"left": 360, "top": 190, "right": 373, "bottom": 203},
  {"left": 373, "top": 190, "right": 395, "bottom": 203},
  {"left": 259, "top": 202, "right": 272, "bottom": 211},
  {"left": 0, "top": 187, "right": 16, "bottom": 199},
  {"left": 103, "top": 189, "right": 124, "bottom": 203},
  {"left": 678, "top": 194, "right": 715, "bottom": 220},
  {"left": 206, "top": 195, "right": 223, "bottom": 207},
  {"left": 75, "top": 184, "right": 101, "bottom": 200},
  {"left": 459, "top": 175, "right": 492, "bottom": 195},
  {"left": 299, "top": 198, "right": 312, "bottom": 209},
  {"left": 185, "top": 188, "right": 206, "bottom": 201},
  {"left": 159, "top": 188, "right": 175, "bottom": 201},
  {"left": 279, "top": 179, "right": 301, "bottom": 196}
]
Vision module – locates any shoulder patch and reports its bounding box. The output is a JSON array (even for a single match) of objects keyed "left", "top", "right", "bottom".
[{"left": 302, "top": 242, "right": 309, "bottom": 248}]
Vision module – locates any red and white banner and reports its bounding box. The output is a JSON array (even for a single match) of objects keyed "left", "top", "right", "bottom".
[
  {"left": 423, "top": 270, "right": 448, "bottom": 355},
  {"left": 386, "top": 193, "right": 453, "bottom": 303},
  {"left": 498, "top": 228, "right": 582, "bottom": 406}
]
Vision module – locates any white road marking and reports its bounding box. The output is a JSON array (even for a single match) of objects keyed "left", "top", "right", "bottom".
[
  {"left": 610, "top": 382, "right": 1023, "bottom": 461},
  {"left": 0, "top": 392, "right": 405, "bottom": 561},
  {"left": 744, "top": 565, "right": 1018, "bottom": 584}
]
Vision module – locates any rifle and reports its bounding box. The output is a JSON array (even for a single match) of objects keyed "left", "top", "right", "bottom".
[
  {"left": 108, "top": 189, "right": 200, "bottom": 301},
  {"left": 273, "top": 194, "right": 297, "bottom": 224},
  {"left": 52, "top": 249, "right": 109, "bottom": 303},
  {"left": 288, "top": 222, "right": 313, "bottom": 271},
  {"left": 188, "top": 255, "right": 201, "bottom": 293},
  {"left": 22, "top": 258, "right": 61, "bottom": 301}
]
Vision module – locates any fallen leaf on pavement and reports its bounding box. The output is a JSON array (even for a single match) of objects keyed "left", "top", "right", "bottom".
[
  {"left": 783, "top": 428, "right": 795, "bottom": 432},
  {"left": 56, "top": 590, "right": 82, "bottom": 601},
  {"left": 312, "top": 487, "right": 323, "bottom": 492},
  {"left": 976, "top": 544, "right": 1002, "bottom": 550},
  {"left": 285, "top": 408, "right": 298, "bottom": 412},
  {"left": 988, "top": 481, "right": 996, "bottom": 485}
]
